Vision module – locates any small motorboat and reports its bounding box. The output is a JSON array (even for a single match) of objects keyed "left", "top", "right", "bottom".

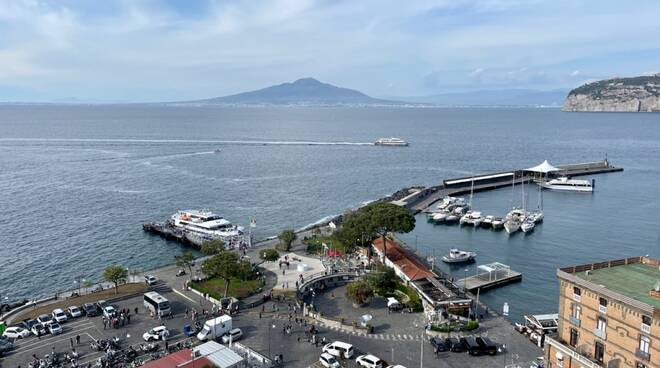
[
  {"left": 460, "top": 211, "right": 483, "bottom": 227},
  {"left": 504, "top": 219, "right": 521, "bottom": 235},
  {"left": 528, "top": 210, "right": 544, "bottom": 223},
  {"left": 442, "top": 249, "right": 476, "bottom": 264},
  {"left": 432, "top": 211, "right": 450, "bottom": 223},
  {"left": 521, "top": 219, "right": 535, "bottom": 233},
  {"left": 214, "top": 148, "right": 222, "bottom": 153},
  {"left": 445, "top": 214, "right": 460, "bottom": 223},
  {"left": 480, "top": 215, "right": 494, "bottom": 228},
  {"left": 491, "top": 217, "right": 504, "bottom": 230}
]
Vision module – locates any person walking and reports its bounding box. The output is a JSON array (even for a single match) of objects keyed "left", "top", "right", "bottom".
[
  {"left": 76, "top": 335, "right": 81, "bottom": 345},
  {"left": 70, "top": 337, "right": 74, "bottom": 349},
  {"left": 134, "top": 307, "right": 138, "bottom": 315}
]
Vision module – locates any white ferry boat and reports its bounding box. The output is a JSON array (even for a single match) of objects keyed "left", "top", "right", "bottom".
[
  {"left": 538, "top": 177, "right": 593, "bottom": 192},
  {"left": 170, "top": 210, "right": 244, "bottom": 239},
  {"left": 374, "top": 137, "right": 408, "bottom": 146}
]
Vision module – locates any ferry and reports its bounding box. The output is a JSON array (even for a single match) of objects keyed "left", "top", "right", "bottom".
[
  {"left": 538, "top": 177, "right": 593, "bottom": 192},
  {"left": 374, "top": 137, "right": 408, "bottom": 146},
  {"left": 170, "top": 210, "right": 244, "bottom": 239}
]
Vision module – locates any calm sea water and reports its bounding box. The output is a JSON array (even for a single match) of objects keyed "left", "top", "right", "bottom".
[{"left": 1, "top": 105, "right": 658, "bottom": 321}]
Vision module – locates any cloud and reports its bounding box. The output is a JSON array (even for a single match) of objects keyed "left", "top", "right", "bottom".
[{"left": 1, "top": 0, "right": 660, "bottom": 100}]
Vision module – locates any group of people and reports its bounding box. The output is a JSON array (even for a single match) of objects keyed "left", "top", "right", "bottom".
[{"left": 102, "top": 308, "right": 132, "bottom": 329}]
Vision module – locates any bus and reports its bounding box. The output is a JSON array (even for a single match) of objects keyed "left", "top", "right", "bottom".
[{"left": 143, "top": 292, "right": 171, "bottom": 317}]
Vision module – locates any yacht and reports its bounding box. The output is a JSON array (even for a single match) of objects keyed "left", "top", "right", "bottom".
[
  {"left": 436, "top": 196, "right": 466, "bottom": 211},
  {"left": 491, "top": 217, "right": 504, "bottom": 230},
  {"left": 521, "top": 218, "right": 536, "bottom": 233},
  {"left": 170, "top": 210, "right": 244, "bottom": 239},
  {"left": 504, "top": 208, "right": 526, "bottom": 235},
  {"left": 445, "top": 213, "right": 460, "bottom": 223},
  {"left": 460, "top": 211, "right": 483, "bottom": 227},
  {"left": 432, "top": 210, "right": 450, "bottom": 223},
  {"left": 480, "top": 215, "right": 494, "bottom": 228},
  {"left": 538, "top": 177, "right": 593, "bottom": 192},
  {"left": 374, "top": 137, "right": 408, "bottom": 146},
  {"left": 528, "top": 210, "right": 544, "bottom": 223},
  {"left": 504, "top": 218, "right": 521, "bottom": 235},
  {"left": 441, "top": 249, "right": 476, "bottom": 264}
]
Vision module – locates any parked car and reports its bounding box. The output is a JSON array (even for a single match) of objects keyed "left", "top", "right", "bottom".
[
  {"left": 52, "top": 308, "right": 68, "bottom": 323},
  {"left": 476, "top": 336, "right": 498, "bottom": 355},
  {"left": 176, "top": 269, "right": 186, "bottom": 277},
  {"left": 355, "top": 354, "right": 384, "bottom": 368},
  {"left": 96, "top": 300, "right": 109, "bottom": 311},
  {"left": 37, "top": 314, "right": 54, "bottom": 326},
  {"left": 0, "top": 337, "right": 14, "bottom": 356},
  {"left": 460, "top": 336, "right": 483, "bottom": 356},
  {"left": 182, "top": 324, "right": 197, "bottom": 337},
  {"left": 143, "top": 326, "right": 169, "bottom": 341},
  {"left": 103, "top": 305, "right": 117, "bottom": 319},
  {"left": 319, "top": 352, "right": 341, "bottom": 368},
  {"left": 19, "top": 319, "right": 38, "bottom": 331},
  {"left": 322, "top": 341, "right": 355, "bottom": 359},
  {"left": 47, "top": 322, "right": 63, "bottom": 335},
  {"left": 2, "top": 326, "right": 31, "bottom": 339},
  {"left": 145, "top": 275, "right": 158, "bottom": 286},
  {"left": 429, "top": 337, "right": 450, "bottom": 352},
  {"left": 446, "top": 337, "right": 466, "bottom": 352},
  {"left": 221, "top": 328, "right": 243, "bottom": 344},
  {"left": 30, "top": 323, "right": 46, "bottom": 337},
  {"left": 83, "top": 303, "right": 100, "bottom": 317},
  {"left": 67, "top": 305, "right": 83, "bottom": 318}
]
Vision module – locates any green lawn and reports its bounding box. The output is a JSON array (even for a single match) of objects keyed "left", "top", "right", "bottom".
[
  {"left": 190, "top": 277, "right": 264, "bottom": 300},
  {"left": 304, "top": 236, "right": 352, "bottom": 255}
]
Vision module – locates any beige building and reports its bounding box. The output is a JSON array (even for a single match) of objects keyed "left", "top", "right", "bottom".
[{"left": 545, "top": 256, "right": 659, "bottom": 368}]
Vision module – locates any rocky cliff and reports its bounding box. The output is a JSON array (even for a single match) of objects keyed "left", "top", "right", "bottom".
[{"left": 563, "top": 75, "right": 660, "bottom": 112}]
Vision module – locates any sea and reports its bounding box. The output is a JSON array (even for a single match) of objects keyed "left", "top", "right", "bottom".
[{"left": 1, "top": 105, "right": 659, "bottom": 322}]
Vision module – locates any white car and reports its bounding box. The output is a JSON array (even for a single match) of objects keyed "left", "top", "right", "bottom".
[
  {"left": 145, "top": 275, "right": 158, "bottom": 285},
  {"left": 221, "top": 328, "right": 243, "bottom": 344},
  {"left": 143, "top": 326, "right": 169, "bottom": 341},
  {"left": 320, "top": 352, "right": 341, "bottom": 368},
  {"left": 67, "top": 305, "right": 83, "bottom": 318},
  {"left": 37, "top": 314, "right": 54, "bottom": 326},
  {"left": 47, "top": 322, "right": 63, "bottom": 335},
  {"left": 103, "top": 306, "right": 117, "bottom": 319},
  {"left": 2, "top": 326, "right": 31, "bottom": 339},
  {"left": 52, "top": 308, "right": 68, "bottom": 323},
  {"left": 30, "top": 323, "right": 46, "bottom": 337},
  {"left": 323, "top": 341, "right": 354, "bottom": 359},
  {"left": 356, "top": 354, "right": 384, "bottom": 368}
]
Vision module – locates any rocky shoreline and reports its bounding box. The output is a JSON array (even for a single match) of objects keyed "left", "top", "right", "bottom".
[{"left": 563, "top": 74, "right": 660, "bottom": 112}]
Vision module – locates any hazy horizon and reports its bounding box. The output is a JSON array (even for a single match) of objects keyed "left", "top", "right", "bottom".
[{"left": 2, "top": 0, "right": 660, "bottom": 102}]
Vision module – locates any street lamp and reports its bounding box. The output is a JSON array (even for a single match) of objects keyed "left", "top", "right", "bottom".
[
  {"left": 267, "top": 323, "right": 276, "bottom": 359},
  {"left": 464, "top": 268, "right": 469, "bottom": 293}
]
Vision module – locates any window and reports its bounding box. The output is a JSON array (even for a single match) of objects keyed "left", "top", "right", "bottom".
[
  {"left": 636, "top": 363, "right": 647, "bottom": 368},
  {"left": 572, "top": 304, "right": 581, "bottom": 319},
  {"left": 641, "top": 315, "right": 652, "bottom": 333},
  {"left": 569, "top": 328, "right": 579, "bottom": 347},
  {"left": 595, "top": 342, "right": 605, "bottom": 363},
  {"left": 573, "top": 286, "right": 581, "bottom": 295},
  {"left": 597, "top": 317, "right": 607, "bottom": 332},
  {"left": 639, "top": 335, "right": 650, "bottom": 354},
  {"left": 599, "top": 297, "right": 607, "bottom": 307}
]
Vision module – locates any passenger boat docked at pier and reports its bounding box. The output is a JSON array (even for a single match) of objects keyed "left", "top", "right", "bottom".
[
  {"left": 538, "top": 177, "right": 593, "bottom": 192},
  {"left": 374, "top": 137, "right": 408, "bottom": 146},
  {"left": 441, "top": 249, "right": 476, "bottom": 264},
  {"left": 170, "top": 210, "right": 244, "bottom": 239}
]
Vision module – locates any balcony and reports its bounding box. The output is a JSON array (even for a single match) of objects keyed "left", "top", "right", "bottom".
[
  {"left": 598, "top": 305, "right": 606, "bottom": 314},
  {"left": 546, "top": 336, "right": 602, "bottom": 368},
  {"left": 573, "top": 293, "right": 581, "bottom": 302},
  {"left": 569, "top": 316, "right": 581, "bottom": 327},
  {"left": 635, "top": 349, "right": 651, "bottom": 362},
  {"left": 641, "top": 323, "right": 651, "bottom": 334},
  {"left": 593, "top": 328, "right": 606, "bottom": 340}
]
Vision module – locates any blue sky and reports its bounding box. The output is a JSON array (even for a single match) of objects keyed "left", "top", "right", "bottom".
[{"left": 1, "top": 0, "right": 660, "bottom": 101}]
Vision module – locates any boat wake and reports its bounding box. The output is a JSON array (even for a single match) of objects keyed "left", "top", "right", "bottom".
[{"left": 0, "top": 138, "right": 374, "bottom": 146}]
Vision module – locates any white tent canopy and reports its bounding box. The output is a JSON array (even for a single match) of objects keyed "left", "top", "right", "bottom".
[{"left": 526, "top": 160, "right": 560, "bottom": 174}]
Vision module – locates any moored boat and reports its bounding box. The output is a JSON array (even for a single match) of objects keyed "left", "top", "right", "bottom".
[
  {"left": 170, "top": 210, "right": 244, "bottom": 240},
  {"left": 521, "top": 218, "right": 535, "bottom": 233},
  {"left": 538, "top": 177, "right": 593, "bottom": 192},
  {"left": 491, "top": 217, "right": 504, "bottom": 230},
  {"left": 441, "top": 248, "right": 476, "bottom": 264}
]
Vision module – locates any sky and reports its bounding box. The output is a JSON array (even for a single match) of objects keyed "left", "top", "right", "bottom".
[{"left": 1, "top": 0, "right": 660, "bottom": 102}]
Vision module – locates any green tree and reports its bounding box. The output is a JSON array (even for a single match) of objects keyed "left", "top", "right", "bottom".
[
  {"left": 102, "top": 265, "right": 128, "bottom": 294},
  {"left": 201, "top": 251, "right": 240, "bottom": 298},
  {"left": 346, "top": 280, "right": 374, "bottom": 306},
  {"left": 259, "top": 248, "right": 280, "bottom": 262},
  {"left": 201, "top": 238, "right": 224, "bottom": 256},
  {"left": 277, "top": 229, "right": 297, "bottom": 251},
  {"left": 345, "top": 202, "right": 415, "bottom": 262},
  {"left": 175, "top": 251, "right": 195, "bottom": 276},
  {"left": 367, "top": 265, "right": 397, "bottom": 294}
]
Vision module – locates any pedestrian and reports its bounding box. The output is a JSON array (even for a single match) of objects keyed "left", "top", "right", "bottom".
[
  {"left": 76, "top": 334, "right": 81, "bottom": 345},
  {"left": 165, "top": 341, "right": 169, "bottom": 352},
  {"left": 127, "top": 314, "right": 131, "bottom": 324},
  {"left": 282, "top": 269, "right": 285, "bottom": 276},
  {"left": 134, "top": 307, "right": 138, "bottom": 315},
  {"left": 103, "top": 318, "right": 107, "bottom": 329},
  {"left": 70, "top": 337, "right": 74, "bottom": 349},
  {"left": 185, "top": 308, "right": 189, "bottom": 317}
]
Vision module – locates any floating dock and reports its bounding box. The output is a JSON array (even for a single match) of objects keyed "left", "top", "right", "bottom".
[
  {"left": 400, "top": 159, "right": 623, "bottom": 213},
  {"left": 457, "top": 262, "right": 522, "bottom": 292},
  {"left": 142, "top": 222, "right": 204, "bottom": 248}
]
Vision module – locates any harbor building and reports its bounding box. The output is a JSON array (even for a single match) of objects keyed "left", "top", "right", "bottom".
[{"left": 544, "top": 256, "right": 659, "bottom": 368}]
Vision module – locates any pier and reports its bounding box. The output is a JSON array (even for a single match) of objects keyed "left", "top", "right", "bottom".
[
  {"left": 457, "top": 262, "right": 522, "bottom": 292},
  {"left": 396, "top": 159, "right": 623, "bottom": 213}
]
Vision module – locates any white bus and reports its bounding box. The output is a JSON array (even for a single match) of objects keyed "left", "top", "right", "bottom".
[{"left": 143, "top": 292, "right": 171, "bottom": 317}]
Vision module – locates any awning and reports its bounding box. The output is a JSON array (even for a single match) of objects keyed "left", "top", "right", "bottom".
[{"left": 526, "top": 160, "right": 560, "bottom": 173}]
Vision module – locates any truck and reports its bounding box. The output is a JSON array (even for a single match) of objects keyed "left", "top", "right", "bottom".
[{"left": 196, "top": 316, "right": 232, "bottom": 341}]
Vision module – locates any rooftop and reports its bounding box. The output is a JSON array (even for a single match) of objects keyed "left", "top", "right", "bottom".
[
  {"left": 372, "top": 237, "right": 435, "bottom": 281},
  {"left": 561, "top": 256, "right": 660, "bottom": 310}
]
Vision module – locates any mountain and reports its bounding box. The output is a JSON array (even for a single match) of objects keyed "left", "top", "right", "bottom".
[
  {"left": 181, "top": 78, "right": 407, "bottom": 106},
  {"left": 564, "top": 75, "right": 660, "bottom": 112},
  {"left": 389, "top": 89, "right": 567, "bottom": 107}
]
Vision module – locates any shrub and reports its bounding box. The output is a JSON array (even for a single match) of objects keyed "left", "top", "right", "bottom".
[
  {"left": 465, "top": 320, "right": 479, "bottom": 331},
  {"left": 346, "top": 280, "right": 374, "bottom": 306}
]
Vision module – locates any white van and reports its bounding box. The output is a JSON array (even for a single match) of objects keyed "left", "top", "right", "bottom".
[
  {"left": 320, "top": 352, "right": 341, "bottom": 368},
  {"left": 322, "top": 341, "right": 354, "bottom": 359}
]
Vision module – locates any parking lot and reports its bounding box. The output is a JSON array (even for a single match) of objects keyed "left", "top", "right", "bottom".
[{"left": 2, "top": 287, "right": 201, "bottom": 367}]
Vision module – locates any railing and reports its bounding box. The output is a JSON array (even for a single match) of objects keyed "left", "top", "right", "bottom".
[
  {"left": 546, "top": 337, "right": 601, "bottom": 368},
  {"left": 573, "top": 294, "right": 581, "bottom": 302},
  {"left": 635, "top": 349, "right": 651, "bottom": 362},
  {"left": 641, "top": 323, "right": 651, "bottom": 334},
  {"left": 569, "top": 316, "right": 581, "bottom": 327},
  {"left": 593, "top": 328, "right": 606, "bottom": 340},
  {"left": 598, "top": 305, "right": 607, "bottom": 314}
]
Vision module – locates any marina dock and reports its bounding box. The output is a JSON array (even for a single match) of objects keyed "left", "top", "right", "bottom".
[
  {"left": 398, "top": 159, "right": 623, "bottom": 213},
  {"left": 457, "top": 262, "right": 522, "bottom": 292},
  {"left": 142, "top": 222, "right": 204, "bottom": 248}
]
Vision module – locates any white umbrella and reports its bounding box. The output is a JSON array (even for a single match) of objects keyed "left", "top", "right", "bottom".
[{"left": 526, "top": 160, "right": 560, "bottom": 174}]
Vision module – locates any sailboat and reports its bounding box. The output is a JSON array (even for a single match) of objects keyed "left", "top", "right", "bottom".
[
  {"left": 528, "top": 182, "right": 544, "bottom": 224},
  {"left": 520, "top": 178, "right": 535, "bottom": 233},
  {"left": 504, "top": 174, "right": 523, "bottom": 235},
  {"left": 460, "top": 179, "right": 483, "bottom": 227}
]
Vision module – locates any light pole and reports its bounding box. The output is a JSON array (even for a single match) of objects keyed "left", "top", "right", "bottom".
[
  {"left": 267, "top": 323, "right": 276, "bottom": 359},
  {"left": 464, "top": 268, "right": 469, "bottom": 293}
]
